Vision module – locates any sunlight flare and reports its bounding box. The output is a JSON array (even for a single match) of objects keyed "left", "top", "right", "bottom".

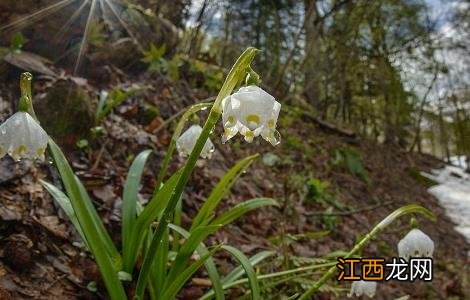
[
  {"left": 73, "top": 0, "right": 98, "bottom": 74},
  {"left": 0, "top": 0, "right": 75, "bottom": 33}
]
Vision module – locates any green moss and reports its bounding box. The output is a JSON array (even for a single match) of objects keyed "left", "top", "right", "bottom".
[{"left": 34, "top": 80, "right": 94, "bottom": 145}]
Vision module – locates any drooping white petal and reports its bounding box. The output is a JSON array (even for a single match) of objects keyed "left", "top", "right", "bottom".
[
  {"left": 0, "top": 112, "right": 48, "bottom": 161},
  {"left": 398, "top": 228, "right": 434, "bottom": 260},
  {"left": 235, "top": 86, "right": 274, "bottom": 129},
  {"left": 176, "top": 125, "right": 214, "bottom": 159},
  {"left": 347, "top": 281, "right": 377, "bottom": 298},
  {"left": 221, "top": 85, "right": 281, "bottom": 145},
  {"left": 221, "top": 96, "right": 240, "bottom": 143}
]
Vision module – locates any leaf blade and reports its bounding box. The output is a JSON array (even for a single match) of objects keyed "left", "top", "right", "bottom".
[{"left": 122, "top": 150, "right": 152, "bottom": 262}]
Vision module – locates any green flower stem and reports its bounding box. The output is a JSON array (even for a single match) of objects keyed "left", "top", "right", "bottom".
[
  {"left": 134, "top": 47, "right": 260, "bottom": 299},
  {"left": 155, "top": 102, "right": 213, "bottom": 189},
  {"left": 298, "top": 204, "right": 436, "bottom": 300},
  {"left": 172, "top": 197, "right": 183, "bottom": 251},
  {"left": 18, "top": 72, "right": 37, "bottom": 119},
  {"left": 154, "top": 103, "right": 212, "bottom": 253}
]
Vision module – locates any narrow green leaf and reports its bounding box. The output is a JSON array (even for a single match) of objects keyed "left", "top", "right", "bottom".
[
  {"left": 169, "top": 224, "right": 225, "bottom": 300},
  {"left": 190, "top": 154, "right": 259, "bottom": 231},
  {"left": 50, "top": 139, "right": 118, "bottom": 259},
  {"left": 202, "top": 262, "right": 336, "bottom": 300},
  {"left": 48, "top": 139, "right": 126, "bottom": 299},
  {"left": 221, "top": 251, "right": 274, "bottom": 285},
  {"left": 41, "top": 180, "right": 88, "bottom": 247},
  {"left": 122, "top": 150, "right": 152, "bottom": 261},
  {"left": 75, "top": 175, "right": 121, "bottom": 267},
  {"left": 164, "top": 225, "right": 221, "bottom": 287},
  {"left": 152, "top": 226, "right": 169, "bottom": 298},
  {"left": 172, "top": 198, "right": 183, "bottom": 252},
  {"left": 160, "top": 245, "right": 221, "bottom": 300},
  {"left": 201, "top": 251, "right": 274, "bottom": 300},
  {"left": 210, "top": 198, "right": 279, "bottom": 227},
  {"left": 122, "top": 169, "right": 182, "bottom": 272},
  {"left": 221, "top": 245, "right": 260, "bottom": 300}
]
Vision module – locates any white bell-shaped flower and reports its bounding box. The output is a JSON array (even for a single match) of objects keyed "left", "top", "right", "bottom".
[
  {"left": 221, "top": 85, "right": 281, "bottom": 145},
  {"left": 347, "top": 280, "right": 377, "bottom": 298},
  {"left": 176, "top": 125, "right": 214, "bottom": 159},
  {"left": 398, "top": 228, "right": 434, "bottom": 260},
  {"left": 0, "top": 111, "right": 48, "bottom": 161}
]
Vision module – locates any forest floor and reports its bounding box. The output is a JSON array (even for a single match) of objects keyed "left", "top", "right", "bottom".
[{"left": 0, "top": 66, "right": 469, "bottom": 300}]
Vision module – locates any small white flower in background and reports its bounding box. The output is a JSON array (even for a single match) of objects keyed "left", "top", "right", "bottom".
[
  {"left": 222, "top": 85, "right": 281, "bottom": 145},
  {"left": 176, "top": 125, "right": 214, "bottom": 159},
  {"left": 398, "top": 228, "right": 434, "bottom": 260},
  {"left": 347, "top": 280, "right": 377, "bottom": 298},
  {"left": 0, "top": 111, "right": 48, "bottom": 161}
]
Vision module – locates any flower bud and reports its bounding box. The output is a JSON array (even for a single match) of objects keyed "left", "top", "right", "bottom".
[{"left": 176, "top": 125, "right": 214, "bottom": 159}]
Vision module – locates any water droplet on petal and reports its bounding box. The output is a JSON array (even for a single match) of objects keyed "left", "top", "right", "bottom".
[{"left": 271, "top": 130, "right": 281, "bottom": 146}]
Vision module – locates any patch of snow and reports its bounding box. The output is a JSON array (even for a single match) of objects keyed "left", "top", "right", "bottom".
[{"left": 421, "top": 159, "right": 470, "bottom": 256}]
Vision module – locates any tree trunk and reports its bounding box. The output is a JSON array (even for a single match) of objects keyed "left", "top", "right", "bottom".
[{"left": 303, "top": 0, "right": 322, "bottom": 112}]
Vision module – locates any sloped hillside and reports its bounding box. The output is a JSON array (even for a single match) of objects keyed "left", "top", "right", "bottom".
[{"left": 0, "top": 67, "right": 468, "bottom": 299}]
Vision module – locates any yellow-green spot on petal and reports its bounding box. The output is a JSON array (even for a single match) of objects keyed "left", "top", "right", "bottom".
[
  {"left": 246, "top": 114, "right": 260, "bottom": 125},
  {"left": 267, "top": 119, "right": 275, "bottom": 128},
  {"left": 244, "top": 130, "right": 254, "bottom": 138},
  {"left": 227, "top": 115, "right": 236, "bottom": 125},
  {"left": 36, "top": 148, "right": 45, "bottom": 157},
  {"left": 18, "top": 144, "right": 26, "bottom": 154}
]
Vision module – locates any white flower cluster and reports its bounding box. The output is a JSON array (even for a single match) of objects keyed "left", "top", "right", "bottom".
[
  {"left": 0, "top": 112, "right": 48, "bottom": 161},
  {"left": 176, "top": 85, "right": 281, "bottom": 159},
  {"left": 221, "top": 85, "right": 281, "bottom": 145}
]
